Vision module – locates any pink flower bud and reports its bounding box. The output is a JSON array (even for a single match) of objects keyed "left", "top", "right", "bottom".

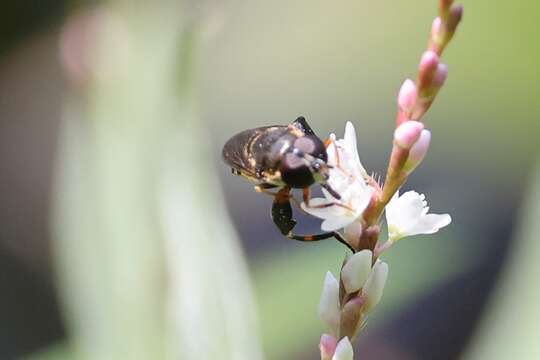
[
  {"left": 447, "top": 4, "right": 464, "bottom": 33},
  {"left": 405, "top": 129, "right": 431, "bottom": 174},
  {"left": 432, "top": 63, "right": 448, "bottom": 88},
  {"left": 417, "top": 51, "right": 439, "bottom": 92},
  {"left": 428, "top": 17, "right": 444, "bottom": 54},
  {"left": 419, "top": 51, "right": 439, "bottom": 74},
  {"left": 394, "top": 121, "right": 424, "bottom": 150},
  {"left": 320, "top": 333, "right": 338, "bottom": 360},
  {"left": 397, "top": 79, "right": 418, "bottom": 114},
  {"left": 439, "top": 0, "right": 454, "bottom": 17},
  {"left": 431, "top": 17, "right": 442, "bottom": 39}
]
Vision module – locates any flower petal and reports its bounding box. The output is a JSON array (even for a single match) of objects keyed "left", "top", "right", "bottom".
[
  {"left": 396, "top": 191, "right": 426, "bottom": 226},
  {"left": 322, "top": 216, "right": 355, "bottom": 232},
  {"left": 342, "top": 121, "right": 367, "bottom": 178},
  {"left": 349, "top": 184, "right": 373, "bottom": 216},
  {"left": 406, "top": 213, "right": 451, "bottom": 236},
  {"left": 344, "top": 122, "right": 358, "bottom": 156},
  {"left": 386, "top": 191, "right": 424, "bottom": 233},
  {"left": 301, "top": 198, "right": 345, "bottom": 220},
  {"left": 326, "top": 134, "right": 339, "bottom": 167},
  {"left": 344, "top": 221, "right": 362, "bottom": 245}
]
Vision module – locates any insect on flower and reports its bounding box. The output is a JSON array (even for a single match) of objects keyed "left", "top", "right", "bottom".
[{"left": 222, "top": 117, "right": 353, "bottom": 251}]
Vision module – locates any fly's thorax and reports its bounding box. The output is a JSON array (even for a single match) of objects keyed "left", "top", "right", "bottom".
[{"left": 253, "top": 130, "right": 296, "bottom": 171}]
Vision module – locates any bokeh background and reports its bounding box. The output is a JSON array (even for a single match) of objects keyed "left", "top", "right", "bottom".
[{"left": 1, "top": 0, "right": 539, "bottom": 359}]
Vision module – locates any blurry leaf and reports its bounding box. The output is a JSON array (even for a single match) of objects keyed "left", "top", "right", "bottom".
[
  {"left": 24, "top": 343, "right": 73, "bottom": 360},
  {"left": 464, "top": 161, "right": 540, "bottom": 359},
  {"left": 53, "top": 3, "right": 262, "bottom": 360}
]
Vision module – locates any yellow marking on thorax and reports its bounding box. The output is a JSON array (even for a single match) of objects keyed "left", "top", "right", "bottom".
[{"left": 287, "top": 124, "right": 305, "bottom": 138}]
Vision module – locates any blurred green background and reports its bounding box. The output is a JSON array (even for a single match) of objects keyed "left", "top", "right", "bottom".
[{"left": 0, "top": 0, "right": 539, "bottom": 359}]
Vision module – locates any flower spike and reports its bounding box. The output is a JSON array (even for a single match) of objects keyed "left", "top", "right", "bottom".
[{"left": 312, "top": 3, "right": 462, "bottom": 357}]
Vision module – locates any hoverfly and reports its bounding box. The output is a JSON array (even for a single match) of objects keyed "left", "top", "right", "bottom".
[{"left": 222, "top": 116, "right": 352, "bottom": 251}]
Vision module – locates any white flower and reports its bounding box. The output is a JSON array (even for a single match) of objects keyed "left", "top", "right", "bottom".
[
  {"left": 319, "top": 271, "right": 341, "bottom": 336},
  {"left": 332, "top": 337, "right": 354, "bottom": 360},
  {"left": 301, "top": 122, "right": 374, "bottom": 232},
  {"left": 385, "top": 190, "right": 451, "bottom": 241}
]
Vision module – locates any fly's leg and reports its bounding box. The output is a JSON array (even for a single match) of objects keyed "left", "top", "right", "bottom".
[
  {"left": 271, "top": 187, "right": 297, "bottom": 235},
  {"left": 272, "top": 187, "right": 354, "bottom": 253},
  {"left": 288, "top": 231, "right": 354, "bottom": 253},
  {"left": 302, "top": 187, "right": 311, "bottom": 205},
  {"left": 301, "top": 187, "right": 353, "bottom": 212}
]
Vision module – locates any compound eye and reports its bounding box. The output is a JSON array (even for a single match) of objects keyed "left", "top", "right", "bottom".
[
  {"left": 283, "top": 152, "right": 305, "bottom": 170},
  {"left": 294, "top": 135, "right": 327, "bottom": 162},
  {"left": 293, "top": 137, "right": 316, "bottom": 154}
]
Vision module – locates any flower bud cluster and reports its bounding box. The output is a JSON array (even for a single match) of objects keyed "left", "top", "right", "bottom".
[
  {"left": 396, "top": 0, "right": 463, "bottom": 124},
  {"left": 431, "top": 0, "right": 464, "bottom": 55},
  {"left": 389, "top": 0, "right": 463, "bottom": 199},
  {"left": 318, "top": 251, "right": 388, "bottom": 359}
]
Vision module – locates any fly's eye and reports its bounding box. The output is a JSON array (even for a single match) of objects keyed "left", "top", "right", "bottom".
[
  {"left": 283, "top": 152, "right": 305, "bottom": 170},
  {"left": 294, "top": 137, "right": 316, "bottom": 154},
  {"left": 294, "top": 135, "right": 327, "bottom": 162},
  {"left": 292, "top": 148, "right": 305, "bottom": 158}
]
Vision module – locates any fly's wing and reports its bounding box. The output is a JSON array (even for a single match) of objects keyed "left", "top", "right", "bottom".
[
  {"left": 222, "top": 129, "right": 257, "bottom": 178},
  {"left": 222, "top": 126, "right": 273, "bottom": 181},
  {"left": 222, "top": 120, "right": 305, "bottom": 183}
]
